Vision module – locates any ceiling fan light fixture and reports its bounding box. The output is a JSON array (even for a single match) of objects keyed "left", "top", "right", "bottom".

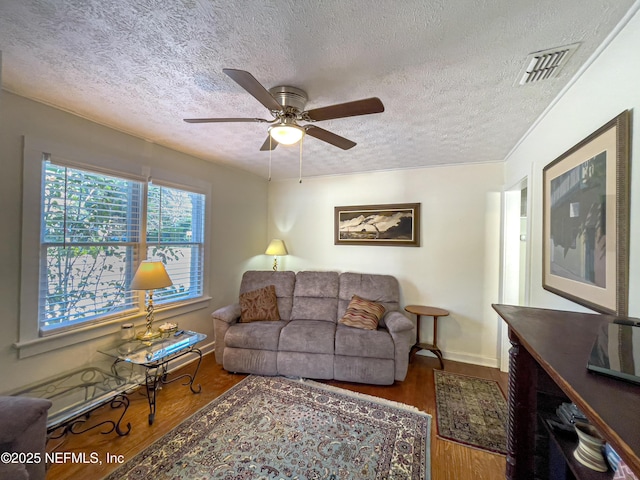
[
  {"left": 185, "top": 69, "right": 384, "bottom": 151},
  {"left": 269, "top": 124, "right": 305, "bottom": 145}
]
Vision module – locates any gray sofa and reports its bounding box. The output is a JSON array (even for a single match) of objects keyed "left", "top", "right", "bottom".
[{"left": 212, "top": 271, "right": 416, "bottom": 385}]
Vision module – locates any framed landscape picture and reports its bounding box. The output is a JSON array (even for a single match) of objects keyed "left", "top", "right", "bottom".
[
  {"left": 542, "top": 111, "right": 630, "bottom": 315},
  {"left": 334, "top": 203, "right": 420, "bottom": 246}
]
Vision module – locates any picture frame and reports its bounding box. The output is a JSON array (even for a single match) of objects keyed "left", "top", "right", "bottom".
[
  {"left": 334, "top": 203, "right": 420, "bottom": 246},
  {"left": 542, "top": 111, "right": 630, "bottom": 316}
]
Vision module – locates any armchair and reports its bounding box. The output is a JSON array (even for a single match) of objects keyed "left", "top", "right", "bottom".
[{"left": 0, "top": 396, "right": 52, "bottom": 480}]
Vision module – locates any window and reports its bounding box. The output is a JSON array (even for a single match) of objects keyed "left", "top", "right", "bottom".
[
  {"left": 146, "top": 184, "right": 205, "bottom": 304},
  {"left": 41, "top": 162, "right": 141, "bottom": 333},
  {"left": 39, "top": 159, "right": 206, "bottom": 335}
]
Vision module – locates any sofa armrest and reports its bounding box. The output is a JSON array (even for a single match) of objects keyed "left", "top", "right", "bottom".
[
  {"left": 383, "top": 311, "right": 416, "bottom": 382},
  {"left": 212, "top": 303, "right": 241, "bottom": 364},
  {"left": 0, "top": 396, "right": 52, "bottom": 444},
  {"left": 383, "top": 310, "right": 414, "bottom": 334},
  {"left": 0, "top": 396, "right": 51, "bottom": 480},
  {"left": 212, "top": 303, "right": 241, "bottom": 324}
]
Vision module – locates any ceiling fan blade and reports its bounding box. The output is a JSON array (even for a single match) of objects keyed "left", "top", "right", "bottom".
[
  {"left": 183, "top": 117, "right": 270, "bottom": 123},
  {"left": 304, "top": 97, "right": 384, "bottom": 122},
  {"left": 260, "top": 136, "right": 279, "bottom": 151},
  {"left": 223, "top": 69, "right": 283, "bottom": 112},
  {"left": 305, "top": 126, "right": 356, "bottom": 150}
]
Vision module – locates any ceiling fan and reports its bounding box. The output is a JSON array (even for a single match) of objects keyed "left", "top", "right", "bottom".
[{"left": 184, "top": 69, "right": 384, "bottom": 151}]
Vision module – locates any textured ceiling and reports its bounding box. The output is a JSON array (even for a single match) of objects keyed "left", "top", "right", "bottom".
[{"left": 0, "top": 0, "right": 635, "bottom": 180}]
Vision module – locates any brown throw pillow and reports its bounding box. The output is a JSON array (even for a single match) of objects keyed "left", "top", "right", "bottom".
[
  {"left": 339, "top": 294, "right": 386, "bottom": 330},
  {"left": 239, "top": 285, "right": 280, "bottom": 322}
]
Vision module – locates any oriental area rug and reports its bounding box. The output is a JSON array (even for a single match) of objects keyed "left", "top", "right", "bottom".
[
  {"left": 434, "top": 370, "right": 508, "bottom": 455},
  {"left": 104, "top": 375, "right": 432, "bottom": 480}
]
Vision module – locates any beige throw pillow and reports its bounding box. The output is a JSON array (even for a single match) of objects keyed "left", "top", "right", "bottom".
[
  {"left": 239, "top": 285, "right": 280, "bottom": 322},
  {"left": 339, "top": 294, "right": 386, "bottom": 330}
]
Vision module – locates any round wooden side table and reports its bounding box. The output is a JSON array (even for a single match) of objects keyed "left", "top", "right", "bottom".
[{"left": 404, "top": 305, "right": 449, "bottom": 369}]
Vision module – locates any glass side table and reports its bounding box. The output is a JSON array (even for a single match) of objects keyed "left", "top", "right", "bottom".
[
  {"left": 99, "top": 330, "right": 206, "bottom": 425},
  {"left": 11, "top": 366, "right": 142, "bottom": 438}
]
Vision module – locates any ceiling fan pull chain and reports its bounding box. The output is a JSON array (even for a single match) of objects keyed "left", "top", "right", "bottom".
[
  {"left": 268, "top": 136, "right": 272, "bottom": 181},
  {"left": 299, "top": 135, "right": 304, "bottom": 183}
]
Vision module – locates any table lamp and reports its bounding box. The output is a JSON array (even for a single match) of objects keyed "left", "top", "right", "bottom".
[
  {"left": 130, "top": 261, "right": 173, "bottom": 340},
  {"left": 265, "top": 239, "right": 288, "bottom": 271}
]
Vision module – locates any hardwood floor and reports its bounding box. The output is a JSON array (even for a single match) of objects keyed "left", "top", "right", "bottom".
[{"left": 45, "top": 354, "right": 508, "bottom": 479}]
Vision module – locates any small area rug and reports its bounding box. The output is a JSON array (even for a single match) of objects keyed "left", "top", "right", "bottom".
[
  {"left": 434, "top": 370, "right": 508, "bottom": 455},
  {"left": 105, "top": 375, "right": 431, "bottom": 480}
]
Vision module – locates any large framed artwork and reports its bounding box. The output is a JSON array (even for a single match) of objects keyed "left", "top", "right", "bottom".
[
  {"left": 542, "top": 111, "right": 630, "bottom": 315},
  {"left": 334, "top": 203, "right": 420, "bottom": 246}
]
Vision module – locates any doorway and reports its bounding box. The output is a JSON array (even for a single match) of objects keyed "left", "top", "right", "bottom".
[{"left": 500, "top": 179, "right": 529, "bottom": 371}]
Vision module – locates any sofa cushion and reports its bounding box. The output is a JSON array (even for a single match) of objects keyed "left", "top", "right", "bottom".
[
  {"left": 279, "top": 320, "right": 336, "bottom": 354},
  {"left": 335, "top": 324, "right": 395, "bottom": 359},
  {"left": 239, "top": 285, "right": 280, "bottom": 322},
  {"left": 290, "top": 271, "right": 339, "bottom": 323},
  {"left": 339, "top": 273, "right": 400, "bottom": 327},
  {"left": 291, "top": 298, "right": 337, "bottom": 323},
  {"left": 240, "top": 271, "right": 296, "bottom": 320},
  {"left": 225, "top": 321, "right": 287, "bottom": 351},
  {"left": 339, "top": 295, "right": 385, "bottom": 330}
]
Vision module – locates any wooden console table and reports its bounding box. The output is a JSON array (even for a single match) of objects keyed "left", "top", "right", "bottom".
[{"left": 493, "top": 304, "right": 640, "bottom": 480}]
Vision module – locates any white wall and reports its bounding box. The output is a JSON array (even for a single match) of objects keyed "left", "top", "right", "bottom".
[
  {"left": 0, "top": 92, "right": 267, "bottom": 392},
  {"left": 267, "top": 163, "right": 504, "bottom": 366},
  {"left": 504, "top": 8, "right": 640, "bottom": 317}
]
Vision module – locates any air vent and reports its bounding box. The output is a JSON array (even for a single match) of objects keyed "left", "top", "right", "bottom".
[{"left": 518, "top": 43, "right": 580, "bottom": 85}]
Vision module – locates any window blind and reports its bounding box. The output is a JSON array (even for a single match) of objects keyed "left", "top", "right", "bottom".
[
  {"left": 146, "top": 184, "right": 205, "bottom": 305},
  {"left": 40, "top": 161, "right": 141, "bottom": 333}
]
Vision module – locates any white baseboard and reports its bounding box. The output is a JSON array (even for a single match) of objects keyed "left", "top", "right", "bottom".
[{"left": 416, "top": 349, "right": 499, "bottom": 369}]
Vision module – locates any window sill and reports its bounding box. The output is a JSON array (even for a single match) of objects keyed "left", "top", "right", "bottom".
[{"left": 14, "top": 296, "right": 212, "bottom": 359}]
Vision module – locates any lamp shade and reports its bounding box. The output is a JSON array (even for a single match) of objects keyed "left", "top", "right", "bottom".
[
  {"left": 130, "top": 261, "right": 173, "bottom": 290},
  {"left": 268, "top": 124, "right": 305, "bottom": 145},
  {"left": 265, "top": 239, "right": 288, "bottom": 256}
]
